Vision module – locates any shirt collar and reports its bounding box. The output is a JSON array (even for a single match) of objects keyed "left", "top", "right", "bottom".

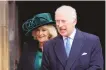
[{"left": 63, "top": 28, "right": 76, "bottom": 40}]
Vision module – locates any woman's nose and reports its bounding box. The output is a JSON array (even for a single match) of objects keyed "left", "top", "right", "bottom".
[{"left": 39, "top": 31, "right": 43, "bottom": 35}]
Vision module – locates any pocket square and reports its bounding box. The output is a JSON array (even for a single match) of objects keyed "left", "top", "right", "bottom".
[{"left": 81, "top": 52, "right": 87, "bottom": 56}]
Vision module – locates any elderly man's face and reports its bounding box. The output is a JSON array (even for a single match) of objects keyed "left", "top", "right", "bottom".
[{"left": 55, "top": 13, "right": 76, "bottom": 37}]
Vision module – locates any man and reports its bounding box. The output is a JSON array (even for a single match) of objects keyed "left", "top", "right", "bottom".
[{"left": 41, "top": 5, "right": 103, "bottom": 70}]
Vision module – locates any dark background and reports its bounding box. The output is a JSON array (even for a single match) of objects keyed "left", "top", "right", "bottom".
[{"left": 16, "top": 1, "right": 105, "bottom": 68}]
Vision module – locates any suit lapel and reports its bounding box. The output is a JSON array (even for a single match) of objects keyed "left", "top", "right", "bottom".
[
  {"left": 54, "top": 35, "right": 67, "bottom": 67},
  {"left": 65, "top": 29, "right": 84, "bottom": 70}
]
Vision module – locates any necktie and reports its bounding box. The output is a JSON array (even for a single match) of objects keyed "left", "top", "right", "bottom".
[{"left": 65, "top": 37, "right": 71, "bottom": 57}]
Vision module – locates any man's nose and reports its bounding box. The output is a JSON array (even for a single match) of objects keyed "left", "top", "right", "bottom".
[{"left": 58, "top": 22, "right": 63, "bottom": 27}]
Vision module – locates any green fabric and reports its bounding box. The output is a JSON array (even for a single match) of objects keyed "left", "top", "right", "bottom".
[
  {"left": 22, "top": 13, "right": 55, "bottom": 36},
  {"left": 34, "top": 50, "right": 42, "bottom": 70}
]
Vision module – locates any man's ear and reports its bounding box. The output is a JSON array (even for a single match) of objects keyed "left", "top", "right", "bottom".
[{"left": 73, "top": 18, "right": 77, "bottom": 26}]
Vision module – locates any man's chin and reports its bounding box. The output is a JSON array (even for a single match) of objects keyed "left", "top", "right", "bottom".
[{"left": 60, "top": 33, "right": 67, "bottom": 37}]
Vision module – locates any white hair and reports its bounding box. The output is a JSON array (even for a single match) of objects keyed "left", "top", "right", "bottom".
[{"left": 55, "top": 5, "right": 77, "bottom": 20}]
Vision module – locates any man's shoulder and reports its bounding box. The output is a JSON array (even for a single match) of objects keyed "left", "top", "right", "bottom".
[
  {"left": 23, "top": 40, "right": 39, "bottom": 51},
  {"left": 80, "top": 30, "right": 99, "bottom": 41}
]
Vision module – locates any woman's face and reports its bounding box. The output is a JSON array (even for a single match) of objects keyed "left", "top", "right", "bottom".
[{"left": 32, "top": 25, "right": 50, "bottom": 43}]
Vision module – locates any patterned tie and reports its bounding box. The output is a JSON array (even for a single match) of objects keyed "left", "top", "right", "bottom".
[{"left": 65, "top": 37, "right": 71, "bottom": 57}]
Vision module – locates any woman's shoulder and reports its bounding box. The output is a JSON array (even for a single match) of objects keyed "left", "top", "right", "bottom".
[{"left": 23, "top": 40, "right": 39, "bottom": 52}]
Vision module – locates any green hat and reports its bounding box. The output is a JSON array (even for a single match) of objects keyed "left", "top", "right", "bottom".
[{"left": 22, "top": 13, "right": 55, "bottom": 36}]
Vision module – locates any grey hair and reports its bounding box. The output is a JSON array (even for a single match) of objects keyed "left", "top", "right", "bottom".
[{"left": 55, "top": 5, "right": 77, "bottom": 20}]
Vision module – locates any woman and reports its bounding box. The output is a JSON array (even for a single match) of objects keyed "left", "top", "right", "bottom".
[{"left": 17, "top": 13, "right": 58, "bottom": 70}]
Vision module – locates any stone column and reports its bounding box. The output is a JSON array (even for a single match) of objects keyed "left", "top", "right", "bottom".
[
  {"left": 0, "top": 1, "right": 10, "bottom": 70},
  {"left": 8, "top": 1, "right": 20, "bottom": 70}
]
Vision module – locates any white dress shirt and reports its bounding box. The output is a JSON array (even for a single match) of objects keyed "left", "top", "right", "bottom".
[{"left": 63, "top": 28, "right": 76, "bottom": 52}]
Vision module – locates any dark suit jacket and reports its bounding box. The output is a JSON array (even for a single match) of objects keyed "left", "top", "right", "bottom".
[
  {"left": 41, "top": 29, "right": 103, "bottom": 70},
  {"left": 17, "top": 40, "right": 41, "bottom": 70}
]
